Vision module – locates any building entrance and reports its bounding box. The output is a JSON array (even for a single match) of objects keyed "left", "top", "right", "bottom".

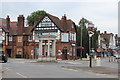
[
  {"left": 38, "top": 35, "right": 56, "bottom": 58},
  {"left": 6, "top": 49, "right": 11, "bottom": 57},
  {"left": 62, "top": 47, "right": 68, "bottom": 60}
]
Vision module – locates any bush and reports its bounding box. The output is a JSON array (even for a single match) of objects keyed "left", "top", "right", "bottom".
[
  {"left": 16, "top": 54, "right": 21, "bottom": 58},
  {"left": 24, "top": 54, "right": 29, "bottom": 59}
]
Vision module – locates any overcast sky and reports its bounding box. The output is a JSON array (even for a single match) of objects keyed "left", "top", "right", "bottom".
[{"left": 0, "top": 0, "right": 119, "bottom": 35}]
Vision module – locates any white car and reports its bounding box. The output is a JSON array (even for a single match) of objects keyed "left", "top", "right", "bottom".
[{"left": 114, "top": 52, "right": 120, "bottom": 59}]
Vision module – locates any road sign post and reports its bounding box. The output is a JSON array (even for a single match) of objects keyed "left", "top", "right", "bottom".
[{"left": 88, "top": 24, "right": 94, "bottom": 68}]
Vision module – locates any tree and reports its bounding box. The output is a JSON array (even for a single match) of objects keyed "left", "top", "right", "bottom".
[
  {"left": 91, "top": 28, "right": 99, "bottom": 51},
  {"left": 77, "top": 18, "right": 99, "bottom": 58},
  {"left": 27, "top": 10, "right": 46, "bottom": 26},
  {"left": 77, "top": 18, "right": 90, "bottom": 58}
]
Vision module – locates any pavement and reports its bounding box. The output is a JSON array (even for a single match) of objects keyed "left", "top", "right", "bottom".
[
  {"left": 57, "top": 57, "right": 119, "bottom": 77},
  {"left": 61, "top": 66, "right": 119, "bottom": 75}
]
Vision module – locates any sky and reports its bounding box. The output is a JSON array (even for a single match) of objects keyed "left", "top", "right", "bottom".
[{"left": 0, "top": 0, "right": 119, "bottom": 35}]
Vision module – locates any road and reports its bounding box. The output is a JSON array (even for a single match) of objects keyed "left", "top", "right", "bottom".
[{"left": 0, "top": 58, "right": 119, "bottom": 78}]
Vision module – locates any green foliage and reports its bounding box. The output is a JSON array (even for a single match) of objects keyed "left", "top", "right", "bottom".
[
  {"left": 27, "top": 10, "right": 46, "bottom": 26},
  {"left": 24, "top": 53, "right": 29, "bottom": 59},
  {"left": 16, "top": 54, "right": 21, "bottom": 58},
  {"left": 0, "top": 47, "right": 2, "bottom": 51},
  {"left": 77, "top": 18, "right": 89, "bottom": 58},
  {"left": 77, "top": 18, "right": 99, "bottom": 58}
]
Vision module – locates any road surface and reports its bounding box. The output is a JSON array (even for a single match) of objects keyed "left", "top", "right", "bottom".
[{"left": 0, "top": 58, "right": 119, "bottom": 78}]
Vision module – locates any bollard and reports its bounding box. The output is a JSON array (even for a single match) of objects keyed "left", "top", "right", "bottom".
[
  {"left": 94, "top": 55, "right": 97, "bottom": 60},
  {"left": 86, "top": 54, "right": 89, "bottom": 59},
  {"left": 96, "top": 57, "right": 101, "bottom": 66}
]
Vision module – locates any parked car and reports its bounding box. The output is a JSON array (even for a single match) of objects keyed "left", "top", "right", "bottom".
[
  {"left": 0, "top": 51, "right": 8, "bottom": 63},
  {"left": 113, "top": 51, "right": 120, "bottom": 59}
]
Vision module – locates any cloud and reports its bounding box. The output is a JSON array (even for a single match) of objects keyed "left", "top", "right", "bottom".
[
  {"left": 1, "top": 1, "right": 118, "bottom": 34},
  {"left": 1, "top": 0, "right": 119, "bottom": 2}
]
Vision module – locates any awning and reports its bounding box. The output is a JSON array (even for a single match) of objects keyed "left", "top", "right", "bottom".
[
  {"left": 97, "top": 48, "right": 103, "bottom": 52},
  {"left": 77, "top": 46, "right": 84, "bottom": 49}
]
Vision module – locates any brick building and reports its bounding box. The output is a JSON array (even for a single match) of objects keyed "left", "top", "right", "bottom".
[
  {"left": 115, "top": 34, "right": 120, "bottom": 47},
  {"left": 100, "top": 31, "right": 116, "bottom": 49},
  {"left": 1, "top": 13, "right": 77, "bottom": 60}
]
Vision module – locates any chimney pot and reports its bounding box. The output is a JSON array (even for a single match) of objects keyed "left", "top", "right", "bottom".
[
  {"left": 7, "top": 15, "right": 9, "bottom": 18},
  {"left": 19, "top": 15, "right": 23, "bottom": 17},
  {"left": 104, "top": 31, "right": 107, "bottom": 34}
]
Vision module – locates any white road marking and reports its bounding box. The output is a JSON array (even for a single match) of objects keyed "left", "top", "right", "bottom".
[
  {"left": 16, "top": 72, "right": 27, "bottom": 78},
  {"left": 3, "top": 67, "right": 27, "bottom": 78},
  {"left": 4, "top": 67, "right": 11, "bottom": 71},
  {"left": 11, "top": 62, "right": 25, "bottom": 64}
]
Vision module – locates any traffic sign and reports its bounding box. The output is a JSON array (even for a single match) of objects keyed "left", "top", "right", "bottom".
[{"left": 88, "top": 31, "right": 94, "bottom": 34}]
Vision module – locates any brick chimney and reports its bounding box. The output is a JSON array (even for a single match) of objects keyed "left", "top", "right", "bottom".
[
  {"left": 61, "top": 14, "right": 67, "bottom": 32},
  {"left": 104, "top": 31, "right": 107, "bottom": 34},
  {"left": 61, "top": 14, "right": 67, "bottom": 20},
  {"left": 17, "top": 15, "right": 24, "bottom": 34},
  {"left": 18, "top": 15, "right": 24, "bottom": 28},
  {"left": 6, "top": 16, "right": 10, "bottom": 30}
]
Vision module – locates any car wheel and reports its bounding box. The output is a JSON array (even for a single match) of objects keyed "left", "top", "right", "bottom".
[{"left": 4, "top": 60, "right": 7, "bottom": 63}]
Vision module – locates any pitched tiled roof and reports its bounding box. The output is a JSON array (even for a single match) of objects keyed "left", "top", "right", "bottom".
[
  {"left": 0, "top": 18, "right": 9, "bottom": 32},
  {"left": 9, "top": 22, "right": 33, "bottom": 35},
  {"left": 33, "top": 13, "right": 76, "bottom": 32},
  {"left": 0, "top": 18, "right": 6, "bottom": 27},
  {"left": 23, "top": 26, "right": 33, "bottom": 35},
  {"left": 0, "top": 26, "right": 9, "bottom": 32},
  {"left": 47, "top": 13, "right": 76, "bottom": 32},
  {"left": 46, "top": 13, "right": 63, "bottom": 31},
  {"left": 9, "top": 22, "right": 17, "bottom": 35},
  {"left": 3, "top": 13, "right": 76, "bottom": 36}
]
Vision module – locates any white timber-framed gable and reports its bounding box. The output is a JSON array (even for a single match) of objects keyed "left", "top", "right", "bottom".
[{"left": 34, "top": 15, "right": 61, "bottom": 42}]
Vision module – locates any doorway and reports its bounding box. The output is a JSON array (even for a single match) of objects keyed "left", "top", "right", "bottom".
[
  {"left": 6, "top": 49, "right": 12, "bottom": 57},
  {"left": 62, "top": 47, "right": 67, "bottom": 60}
]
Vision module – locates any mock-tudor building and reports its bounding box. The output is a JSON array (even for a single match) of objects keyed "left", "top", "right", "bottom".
[{"left": 1, "top": 13, "right": 77, "bottom": 60}]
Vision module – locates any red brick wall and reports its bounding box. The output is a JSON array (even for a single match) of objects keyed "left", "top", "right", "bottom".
[{"left": 56, "top": 42, "right": 72, "bottom": 59}]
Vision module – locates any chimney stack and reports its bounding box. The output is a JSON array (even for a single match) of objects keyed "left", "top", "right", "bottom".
[
  {"left": 17, "top": 15, "right": 24, "bottom": 34},
  {"left": 6, "top": 15, "right": 10, "bottom": 30},
  {"left": 18, "top": 15, "right": 24, "bottom": 28},
  {"left": 61, "top": 14, "right": 67, "bottom": 20},
  {"left": 104, "top": 31, "right": 107, "bottom": 34}
]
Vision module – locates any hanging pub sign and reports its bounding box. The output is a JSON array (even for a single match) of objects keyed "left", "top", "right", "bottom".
[{"left": 77, "top": 46, "right": 84, "bottom": 49}]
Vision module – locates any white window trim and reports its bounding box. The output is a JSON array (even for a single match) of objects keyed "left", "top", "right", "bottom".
[
  {"left": 28, "top": 35, "right": 33, "bottom": 41},
  {"left": 6, "top": 33, "right": 8, "bottom": 45},
  {"left": 9, "top": 36, "right": 12, "bottom": 41},
  {"left": 18, "top": 37, "right": 22, "bottom": 42}
]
